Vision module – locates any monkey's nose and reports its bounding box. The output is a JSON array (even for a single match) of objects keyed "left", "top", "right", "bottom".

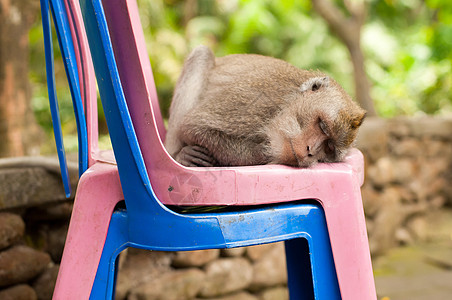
[{"left": 307, "top": 146, "right": 313, "bottom": 157}]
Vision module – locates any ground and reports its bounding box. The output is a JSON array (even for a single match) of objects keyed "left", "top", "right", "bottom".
[{"left": 374, "top": 209, "right": 452, "bottom": 300}]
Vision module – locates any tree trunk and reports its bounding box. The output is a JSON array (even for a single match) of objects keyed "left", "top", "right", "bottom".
[
  {"left": 347, "top": 43, "right": 376, "bottom": 116},
  {"left": 0, "top": 0, "right": 42, "bottom": 157},
  {"left": 312, "top": 0, "right": 377, "bottom": 116},
  {"left": 183, "top": 0, "right": 198, "bottom": 26}
]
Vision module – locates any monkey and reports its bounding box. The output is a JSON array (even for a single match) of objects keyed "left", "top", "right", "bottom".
[{"left": 164, "top": 45, "right": 366, "bottom": 168}]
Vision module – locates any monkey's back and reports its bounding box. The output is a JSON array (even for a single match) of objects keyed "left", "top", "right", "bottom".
[
  {"left": 185, "top": 54, "right": 318, "bottom": 137},
  {"left": 170, "top": 47, "right": 365, "bottom": 167}
]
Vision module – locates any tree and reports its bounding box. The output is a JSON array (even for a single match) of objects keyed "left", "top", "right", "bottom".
[
  {"left": 312, "top": 0, "right": 377, "bottom": 116},
  {"left": 0, "top": 0, "right": 42, "bottom": 157}
]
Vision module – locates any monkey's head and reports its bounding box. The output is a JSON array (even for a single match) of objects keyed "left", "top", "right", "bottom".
[{"left": 265, "top": 74, "right": 366, "bottom": 168}]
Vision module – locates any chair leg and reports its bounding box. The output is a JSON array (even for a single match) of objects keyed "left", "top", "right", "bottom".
[
  {"left": 307, "top": 228, "right": 341, "bottom": 299},
  {"left": 90, "top": 209, "right": 129, "bottom": 299},
  {"left": 285, "top": 210, "right": 341, "bottom": 300},
  {"left": 321, "top": 182, "right": 376, "bottom": 299},
  {"left": 53, "top": 164, "right": 123, "bottom": 300}
]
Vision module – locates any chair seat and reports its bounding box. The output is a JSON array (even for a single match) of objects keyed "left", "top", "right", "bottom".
[
  {"left": 89, "top": 148, "right": 364, "bottom": 206},
  {"left": 54, "top": 149, "right": 373, "bottom": 299}
]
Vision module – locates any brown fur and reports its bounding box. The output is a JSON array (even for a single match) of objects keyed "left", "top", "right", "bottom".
[{"left": 165, "top": 46, "right": 366, "bottom": 168}]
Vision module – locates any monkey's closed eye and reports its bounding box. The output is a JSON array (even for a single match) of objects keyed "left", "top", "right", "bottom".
[{"left": 319, "top": 119, "right": 329, "bottom": 136}]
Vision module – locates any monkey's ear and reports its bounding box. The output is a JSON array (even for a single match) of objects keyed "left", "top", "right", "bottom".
[
  {"left": 300, "top": 76, "right": 330, "bottom": 92},
  {"left": 351, "top": 111, "right": 366, "bottom": 129}
]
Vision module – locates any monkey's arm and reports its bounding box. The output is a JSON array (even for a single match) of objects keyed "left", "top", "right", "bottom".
[
  {"left": 175, "top": 145, "right": 218, "bottom": 167},
  {"left": 178, "top": 124, "right": 271, "bottom": 167}
]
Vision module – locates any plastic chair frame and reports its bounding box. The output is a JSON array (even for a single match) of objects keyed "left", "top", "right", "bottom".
[
  {"left": 44, "top": 0, "right": 377, "bottom": 299},
  {"left": 41, "top": 0, "right": 89, "bottom": 196}
]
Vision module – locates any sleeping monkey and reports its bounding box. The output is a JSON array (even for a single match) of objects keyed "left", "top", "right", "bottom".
[{"left": 165, "top": 46, "right": 366, "bottom": 168}]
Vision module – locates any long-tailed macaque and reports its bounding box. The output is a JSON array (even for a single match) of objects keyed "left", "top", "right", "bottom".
[{"left": 164, "top": 45, "right": 366, "bottom": 168}]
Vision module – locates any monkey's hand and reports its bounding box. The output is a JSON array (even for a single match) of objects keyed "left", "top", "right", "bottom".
[{"left": 175, "top": 145, "right": 218, "bottom": 167}]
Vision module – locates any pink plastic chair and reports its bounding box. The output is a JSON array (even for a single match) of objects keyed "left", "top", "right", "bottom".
[{"left": 53, "top": 0, "right": 376, "bottom": 299}]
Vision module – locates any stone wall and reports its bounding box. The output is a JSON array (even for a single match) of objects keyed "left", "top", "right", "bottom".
[
  {"left": 0, "top": 204, "right": 288, "bottom": 300},
  {"left": 356, "top": 117, "right": 452, "bottom": 256},
  {"left": 116, "top": 243, "right": 288, "bottom": 300},
  {"left": 0, "top": 208, "right": 69, "bottom": 300},
  {"left": 0, "top": 158, "right": 76, "bottom": 300},
  {"left": 0, "top": 116, "right": 451, "bottom": 299}
]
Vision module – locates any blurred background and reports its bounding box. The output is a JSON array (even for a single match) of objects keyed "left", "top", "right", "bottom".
[
  {"left": 8, "top": 0, "right": 451, "bottom": 155},
  {"left": 0, "top": 0, "right": 452, "bottom": 299}
]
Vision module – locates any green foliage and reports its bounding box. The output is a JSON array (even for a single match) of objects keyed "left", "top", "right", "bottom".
[
  {"left": 137, "top": 0, "right": 353, "bottom": 117},
  {"left": 29, "top": 0, "right": 452, "bottom": 152},
  {"left": 134, "top": 0, "right": 452, "bottom": 117},
  {"left": 365, "top": 0, "right": 452, "bottom": 116}
]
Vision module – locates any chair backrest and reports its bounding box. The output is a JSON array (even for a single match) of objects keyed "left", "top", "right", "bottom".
[
  {"left": 63, "top": 0, "right": 99, "bottom": 166},
  {"left": 85, "top": 0, "right": 245, "bottom": 209},
  {"left": 101, "top": 0, "right": 167, "bottom": 151},
  {"left": 78, "top": 0, "right": 365, "bottom": 217},
  {"left": 78, "top": 0, "right": 249, "bottom": 224},
  {"left": 41, "top": 0, "right": 89, "bottom": 197},
  {"left": 79, "top": 0, "right": 166, "bottom": 215}
]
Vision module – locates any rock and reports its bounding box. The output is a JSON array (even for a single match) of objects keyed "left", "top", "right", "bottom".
[
  {"left": 258, "top": 286, "right": 289, "bottom": 300},
  {"left": 407, "top": 116, "right": 452, "bottom": 139},
  {"left": 0, "top": 245, "right": 51, "bottom": 287},
  {"left": 249, "top": 243, "right": 287, "bottom": 291},
  {"left": 195, "top": 291, "right": 258, "bottom": 300},
  {"left": 43, "top": 202, "right": 73, "bottom": 220},
  {"left": 424, "top": 139, "right": 451, "bottom": 158},
  {"left": 422, "top": 159, "right": 449, "bottom": 178},
  {"left": 356, "top": 117, "right": 388, "bottom": 162},
  {"left": 117, "top": 248, "right": 129, "bottom": 271},
  {"left": 368, "top": 157, "right": 416, "bottom": 187},
  {"left": 407, "top": 216, "right": 428, "bottom": 242},
  {"left": 128, "top": 268, "right": 205, "bottom": 300},
  {"left": 395, "top": 227, "right": 413, "bottom": 245},
  {"left": 367, "top": 157, "right": 391, "bottom": 187},
  {"left": 24, "top": 203, "right": 73, "bottom": 221},
  {"left": 32, "top": 264, "right": 59, "bottom": 300},
  {"left": 45, "top": 222, "right": 69, "bottom": 263},
  {"left": 365, "top": 219, "right": 375, "bottom": 236},
  {"left": 200, "top": 257, "right": 253, "bottom": 297},
  {"left": 220, "top": 247, "right": 246, "bottom": 257},
  {"left": 445, "top": 184, "right": 452, "bottom": 206},
  {"left": 387, "top": 117, "right": 411, "bottom": 137},
  {"left": 0, "top": 284, "right": 37, "bottom": 300},
  {"left": 390, "top": 138, "right": 420, "bottom": 157},
  {"left": 0, "top": 166, "right": 77, "bottom": 210},
  {"left": 361, "top": 185, "right": 382, "bottom": 218},
  {"left": 368, "top": 187, "right": 405, "bottom": 256},
  {"left": 172, "top": 249, "right": 220, "bottom": 267},
  {"left": 24, "top": 221, "right": 68, "bottom": 264},
  {"left": 246, "top": 243, "right": 276, "bottom": 261},
  {"left": 115, "top": 248, "right": 173, "bottom": 300},
  {"left": 430, "top": 195, "right": 446, "bottom": 209},
  {"left": 0, "top": 213, "right": 25, "bottom": 250},
  {"left": 408, "top": 160, "right": 448, "bottom": 202}
]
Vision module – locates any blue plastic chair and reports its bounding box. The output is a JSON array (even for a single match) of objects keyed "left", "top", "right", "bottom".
[
  {"left": 92, "top": 204, "right": 340, "bottom": 299},
  {"left": 48, "top": 0, "right": 376, "bottom": 299},
  {"left": 80, "top": 1, "right": 339, "bottom": 298}
]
